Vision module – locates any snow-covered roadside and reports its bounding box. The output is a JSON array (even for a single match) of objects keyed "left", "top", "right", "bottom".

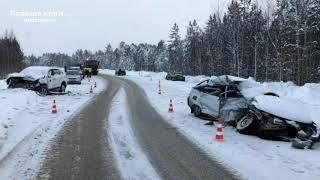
[
  {"left": 108, "top": 88, "right": 160, "bottom": 180},
  {"left": 0, "top": 77, "right": 106, "bottom": 179},
  {"left": 101, "top": 69, "right": 320, "bottom": 180}
]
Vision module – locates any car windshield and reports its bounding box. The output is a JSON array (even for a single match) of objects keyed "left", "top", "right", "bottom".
[{"left": 67, "top": 70, "right": 80, "bottom": 75}]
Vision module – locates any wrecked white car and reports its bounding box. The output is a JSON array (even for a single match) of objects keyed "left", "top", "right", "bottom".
[
  {"left": 187, "top": 75, "right": 248, "bottom": 121},
  {"left": 188, "top": 75, "right": 319, "bottom": 149},
  {"left": 6, "top": 66, "right": 68, "bottom": 96}
]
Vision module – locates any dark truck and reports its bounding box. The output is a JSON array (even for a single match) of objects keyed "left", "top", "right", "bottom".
[{"left": 81, "top": 60, "right": 99, "bottom": 76}]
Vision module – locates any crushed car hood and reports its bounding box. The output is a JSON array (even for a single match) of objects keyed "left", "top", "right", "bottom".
[
  {"left": 7, "top": 72, "right": 40, "bottom": 81},
  {"left": 253, "top": 95, "right": 313, "bottom": 124}
]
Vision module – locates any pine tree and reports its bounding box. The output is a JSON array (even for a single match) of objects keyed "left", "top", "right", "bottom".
[
  {"left": 184, "top": 20, "right": 203, "bottom": 75},
  {"left": 168, "top": 23, "right": 184, "bottom": 73}
]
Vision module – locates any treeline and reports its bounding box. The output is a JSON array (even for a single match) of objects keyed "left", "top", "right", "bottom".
[
  {"left": 25, "top": 0, "right": 320, "bottom": 85},
  {"left": 0, "top": 30, "right": 24, "bottom": 78}
]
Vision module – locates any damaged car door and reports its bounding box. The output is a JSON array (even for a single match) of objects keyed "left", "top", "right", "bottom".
[
  {"left": 199, "top": 86, "right": 221, "bottom": 117},
  {"left": 47, "top": 69, "right": 58, "bottom": 90}
]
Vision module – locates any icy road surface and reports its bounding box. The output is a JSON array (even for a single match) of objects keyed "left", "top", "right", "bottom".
[{"left": 37, "top": 77, "right": 121, "bottom": 179}]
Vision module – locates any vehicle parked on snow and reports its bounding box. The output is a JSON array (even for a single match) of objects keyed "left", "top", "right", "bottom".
[
  {"left": 187, "top": 75, "right": 247, "bottom": 120},
  {"left": 166, "top": 73, "right": 186, "bottom": 81},
  {"left": 6, "top": 66, "right": 68, "bottom": 96},
  {"left": 66, "top": 69, "right": 82, "bottom": 84},
  {"left": 115, "top": 68, "right": 126, "bottom": 76},
  {"left": 237, "top": 95, "right": 319, "bottom": 149}
]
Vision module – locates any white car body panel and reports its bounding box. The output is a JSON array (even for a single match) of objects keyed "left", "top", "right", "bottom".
[
  {"left": 200, "top": 93, "right": 220, "bottom": 116},
  {"left": 188, "top": 83, "right": 220, "bottom": 117}
]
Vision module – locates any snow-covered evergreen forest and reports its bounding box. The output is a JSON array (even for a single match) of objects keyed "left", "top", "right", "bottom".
[
  {"left": 23, "top": 0, "right": 320, "bottom": 85},
  {"left": 0, "top": 30, "right": 24, "bottom": 78}
]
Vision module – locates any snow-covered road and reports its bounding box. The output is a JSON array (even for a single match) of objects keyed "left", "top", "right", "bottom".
[
  {"left": 108, "top": 88, "right": 161, "bottom": 180},
  {"left": 101, "top": 69, "right": 320, "bottom": 180},
  {"left": 37, "top": 75, "right": 235, "bottom": 180},
  {"left": 0, "top": 77, "right": 107, "bottom": 179}
]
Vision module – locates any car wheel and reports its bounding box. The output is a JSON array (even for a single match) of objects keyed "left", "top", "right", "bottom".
[
  {"left": 7, "top": 79, "right": 12, "bottom": 88},
  {"left": 7, "top": 81, "right": 14, "bottom": 88},
  {"left": 60, "top": 83, "right": 66, "bottom": 92},
  {"left": 187, "top": 97, "right": 191, "bottom": 107},
  {"left": 38, "top": 85, "right": 48, "bottom": 96},
  {"left": 193, "top": 105, "right": 201, "bottom": 117},
  {"left": 236, "top": 114, "right": 259, "bottom": 134}
]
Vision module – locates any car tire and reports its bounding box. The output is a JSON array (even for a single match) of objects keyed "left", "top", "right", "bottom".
[
  {"left": 7, "top": 78, "right": 14, "bottom": 88},
  {"left": 60, "top": 82, "right": 66, "bottom": 92},
  {"left": 38, "top": 85, "right": 48, "bottom": 96},
  {"left": 236, "top": 114, "right": 259, "bottom": 134},
  {"left": 192, "top": 105, "right": 201, "bottom": 117},
  {"left": 187, "top": 97, "right": 191, "bottom": 107}
]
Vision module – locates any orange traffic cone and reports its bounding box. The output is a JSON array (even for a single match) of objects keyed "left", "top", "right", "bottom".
[
  {"left": 158, "top": 80, "right": 161, "bottom": 95},
  {"left": 168, "top": 99, "right": 174, "bottom": 112},
  {"left": 94, "top": 82, "right": 97, "bottom": 88},
  {"left": 90, "top": 85, "right": 93, "bottom": 93},
  {"left": 51, "top": 100, "right": 57, "bottom": 114},
  {"left": 215, "top": 119, "right": 224, "bottom": 142}
]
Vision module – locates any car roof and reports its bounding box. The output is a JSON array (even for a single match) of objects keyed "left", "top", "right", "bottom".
[
  {"left": 209, "top": 75, "right": 246, "bottom": 85},
  {"left": 25, "top": 66, "right": 62, "bottom": 71}
]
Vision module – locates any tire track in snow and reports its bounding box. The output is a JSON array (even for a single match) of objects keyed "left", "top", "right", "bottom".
[{"left": 108, "top": 88, "right": 161, "bottom": 180}]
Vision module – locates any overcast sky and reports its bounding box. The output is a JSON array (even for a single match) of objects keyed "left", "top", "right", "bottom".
[{"left": 1, "top": 0, "right": 272, "bottom": 56}]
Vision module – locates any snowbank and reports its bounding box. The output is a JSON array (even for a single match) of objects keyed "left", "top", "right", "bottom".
[
  {"left": 240, "top": 79, "right": 320, "bottom": 105},
  {"left": 100, "top": 69, "right": 209, "bottom": 85}
]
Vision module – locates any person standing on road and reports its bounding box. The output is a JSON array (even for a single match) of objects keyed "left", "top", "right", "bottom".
[{"left": 88, "top": 67, "right": 92, "bottom": 78}]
